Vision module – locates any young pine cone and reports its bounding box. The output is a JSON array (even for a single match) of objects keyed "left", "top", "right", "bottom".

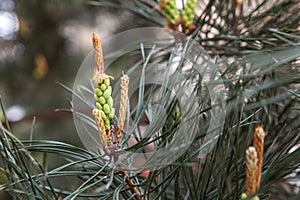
[
  {"left": 182, "top": 0, "right": 197, "bottom": 26},
  {"left": 162, "top": 0, "right": 180, "bottom": 25},
  {"left": 94, "top": 78, "right": 115, "bottom": 130}
]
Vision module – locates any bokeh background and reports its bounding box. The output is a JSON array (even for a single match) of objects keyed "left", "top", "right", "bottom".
[
  {"left": 0, "top": 1, "right": 154, "bottom": 198},
  {"left": 0, "top": 0, "right": 153, "bottom": 143}
]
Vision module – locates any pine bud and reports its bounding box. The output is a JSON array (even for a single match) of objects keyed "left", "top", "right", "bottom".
[
  {"left": 117, "top": 74, "right": 130, "bottom": 143},
  {"left": 186, "top": 7, "right": 192, "bottom": 15},
  {"left": 104, "top": 120, "right": 110, "bottom": 130},
  {"left": 96, "top": 102, "right": 102, "bottom": 110},
  {"left": 245, "top": 147, "right": 258, "bottom": 195},
  {"left": 94, "top": 78, "right": 114, "bottom": 132},
  {"left": 103, "top": 86, "right": 112, "bottom": 99},
  {"left": 107, "top": 96, "right": 113, "bottom": 108},
  {"left": 168, "top": 0, "right": 175, "bottom": 8},
  {"left": 104, "top": 78, "right": 110, "bottom": 86},
  {"left": 103, "top": 104, "right": 110, "bottom": 114},
  {"left": 186, "top": 20, "right": 193, "bottom": 26},
  {"left": 108, "top": 108, "right": 115, "bottom": 119},
  {"left": 94, "top": 93, "right": 98, "bottom": 101},
  {"left": 253, "top": 125, "right": 267, "bottom": 190},
  {"left": 100, "top": 83, "right": 107, "bottom": 91},
  {"left": 182, "top": 0, "right": 197, "bottom": 26},
  {"left": 241, "top": 193, "right": 260, "bottom": 200},
  {"left": 165, "top": 14, "right": 176, "bottom": 24},
  {"left": 96, "top": 88, "right": 102, "bottom": 96},
  {"left": 162, "top": 0, "right": 179, "bottom": 25},
  {"left": 99, "top": 96, "right": 106, "bottom": 105},
  {"left": 93, "top": 74, "right": 115, "bottom": 133},
  {"left": 241, "top": 193, "right": 247, "bottom": 200},
  {"left": 92, "top": 108, "right": 108, "bottom": 148},
  {"left": 100, "top": 110, "right": 108, "bottom": 120}
]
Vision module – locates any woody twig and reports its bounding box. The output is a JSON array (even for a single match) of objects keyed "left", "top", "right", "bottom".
[{"left": 119, "top": 169, "right": 143, "bottom": 200}]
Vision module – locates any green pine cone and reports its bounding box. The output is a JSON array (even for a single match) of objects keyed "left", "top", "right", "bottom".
[
  {"left": 241, "top": 193, "right": 247, "bottom": 200},
  {"left": 163, "top": 0, "right": 179, "bottom": 24},
  {"left": 94, "top": 93, "right": 98, "bottom": 101},
  {"left": 99, "top": 96, "right": 106, "bottom": 105},
  {"left": 103, "top": 86, "right": 112, "bottom": 99},
  {"left": 186, "top": 19, "right": 193, "bottom": 26},
  {"left": 165, "top": 13, "right": 177, "bottom": 24},
  {"left": 168, "top": 0, "right": 175, "bottom": 8},
  {"left": 94, "top": 77, "right": 115, "bottom": 130},
  {"left": 104, "top": 78, "right": 110, "bottom": 86},
  {"left": 96, "top": 102, "right": 102, "bottom": 110},
  {"left": 107, "top": 96, "right": 113, "bottom": 108},
  {"left": 96, "top": 88, "right": 102, "bottom": 96},
  {"left": 104, "top": 120, "right": 110, "bottom": 130},
  {"left": 182, "top": 12, "right": 188, "bottom": 23},
  {"left": 183, "top": 0, "right": 197, "bottom": 25},
  {"left": 108, "top": 108, "right": 115, "bottom": 119},
  {"left": 103, "top": 104, "right": 110, "bottom": 115},
  {"left": 100, "top": 83, "right": 107, "bottom": 91},
  {"left": 186, "top": 7, "right": 192, "bottom": 16}
]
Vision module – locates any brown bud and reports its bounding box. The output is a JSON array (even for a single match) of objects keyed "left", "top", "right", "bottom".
[
  {"left": 117, "top": 74, "right": 130, "bottom": 143},
  {"left": 253, "top": 125, "right": 267, "bottom": 190},
  {"left": 245, "top": 146, "right": 258, "bottom": 195},
  {"left": 92, "top": 108, "right": 108, "bottom": 148}
]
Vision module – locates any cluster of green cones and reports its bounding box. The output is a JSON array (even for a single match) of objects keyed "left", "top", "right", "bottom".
[{"left": 94, "top": 77, "right": 115, "bottom": 130}]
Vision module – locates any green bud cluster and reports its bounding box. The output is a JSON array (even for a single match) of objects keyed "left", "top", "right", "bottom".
[
  {"left": 163, "top": 0, "right": 179, "bottom": 24},
  {"left": 182, "top": 0, "right": 197, "bottom": 26},
  {"left": 241, "top": 193, "right": 247, "bottom": 200},
  {"left": 94, "top": 78, "right": 115, "bottom": 130},
  {"left": 241, "top": 193, "right": 259, "bottom": 200}
]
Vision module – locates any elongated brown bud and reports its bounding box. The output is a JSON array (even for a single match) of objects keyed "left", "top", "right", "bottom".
[
  {"left": 117, "top": 74, "right": 130, "bottom": 143},
  {"left": 92, "top": 108, "right": 108, "bottom": 148},
  {"left": 92, "top": 33, "right": 104, "bottom": 75},
  {"left": 245, "top": 146, "right": 258, "bottom": 195},
  {"left": 253, "top": 125, "right": 267, "bottom": 190},
  {"left": 235, "top": 0, "right": 243, "bottom": 19},
  {"left": 92, "top": 32, "right": 113, "bottom": 83}
]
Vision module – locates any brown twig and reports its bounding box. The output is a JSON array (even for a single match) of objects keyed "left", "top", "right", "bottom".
[{"left": 119, "top": 169, "right": 143, "bottom": 200}]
